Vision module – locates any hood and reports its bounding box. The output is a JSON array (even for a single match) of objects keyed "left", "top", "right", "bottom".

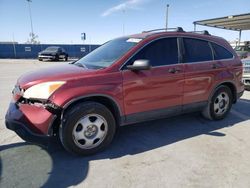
[{"left": 17, "top": 63, "right": 95, "bottom": 89}]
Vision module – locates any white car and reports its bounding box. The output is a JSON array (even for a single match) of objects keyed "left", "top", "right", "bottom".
[{"left": 242, "top": 59, "right": 250, "bottom": 90}]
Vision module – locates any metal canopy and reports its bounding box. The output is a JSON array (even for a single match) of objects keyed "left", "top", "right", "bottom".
[
  {"left": 193, "top": 13, "right": 250, "bottom": 31},
  {"left": 193, "top": 13, "right": 250, "bottom": 44}
]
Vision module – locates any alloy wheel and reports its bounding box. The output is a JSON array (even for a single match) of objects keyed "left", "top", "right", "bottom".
[
  {"left": 72, "top": 114, "right": 108, "bottom": 149},
  {"left": 213, "top": 91, "right": 229, "bottom": 116}
]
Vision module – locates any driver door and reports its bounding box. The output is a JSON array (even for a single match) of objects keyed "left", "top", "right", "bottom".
[{"left": 122, "top": 37, "right": 184, "bottom": 123}]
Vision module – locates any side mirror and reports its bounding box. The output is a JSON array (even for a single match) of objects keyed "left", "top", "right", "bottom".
[{"left": 127, "top": 59, "right": 151, "bottom": 71}]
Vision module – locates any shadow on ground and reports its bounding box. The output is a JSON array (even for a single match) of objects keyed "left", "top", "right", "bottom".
[{"left": 0, "top": 98, "right": 249, "bottom": 188}]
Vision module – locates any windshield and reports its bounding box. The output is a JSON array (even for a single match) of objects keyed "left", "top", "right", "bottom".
[
  {"left": 75, "top": 37, "right": 141, "bottom": 69},
  {"left": 45, "top": 47, "right": 59, "bottom": 52}
]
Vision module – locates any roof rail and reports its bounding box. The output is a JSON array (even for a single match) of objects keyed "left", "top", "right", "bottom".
[
  {"left": 190, "top": 30, "right": 211, "bottom": 35},
  {"left": 142, "top": 27, "right": 185, "bottom": 33}
]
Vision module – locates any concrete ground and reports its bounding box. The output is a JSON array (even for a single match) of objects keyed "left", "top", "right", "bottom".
[{"left": 0, "top": 59, "right": 250, "bottom": 188}]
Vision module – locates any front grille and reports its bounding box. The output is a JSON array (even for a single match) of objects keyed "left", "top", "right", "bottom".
[{"left": 12, "top": 85, "right": 24, "bottom": 102}]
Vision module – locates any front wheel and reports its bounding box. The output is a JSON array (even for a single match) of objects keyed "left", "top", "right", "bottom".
[
  {"left": 202, "top": 86, "right": 232, "bottom": 120},
  {"left": 54, "top": 55, "right": 59, "bottom": 61},
  {"left": 59, "top": 102, "right": 116, "bottom": 155}
]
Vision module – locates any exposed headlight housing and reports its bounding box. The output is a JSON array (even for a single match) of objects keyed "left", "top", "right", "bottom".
[{"left": 23, "top": 81, "right": 65, "bottom": 100}]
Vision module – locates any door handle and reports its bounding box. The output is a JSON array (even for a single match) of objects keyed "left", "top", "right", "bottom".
[{"left": 168, "top": 68, "right": 181, "bottom": 73}]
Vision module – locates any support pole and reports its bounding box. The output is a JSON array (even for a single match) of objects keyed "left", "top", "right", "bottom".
[
  {"left": 238, "top": 30, "right": 242, "bottom": 45},
  {"left": 27, "top": 0, "right": 34, "bottom": 35},
  {"left": 89, "top": 36, "right": 92, "bottom": 53},
  {"left": 165, "top": 4, "right": 169, "bottom": 29}
]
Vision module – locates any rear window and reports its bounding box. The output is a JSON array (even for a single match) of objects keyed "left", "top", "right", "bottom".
[
  {"left": 183, "top": 38, "right": 213, "bottom": 63},
  {"left": 211, "top": 43, "right": 233, "bottom": 60}
]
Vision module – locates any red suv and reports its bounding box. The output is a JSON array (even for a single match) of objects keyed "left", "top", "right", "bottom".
[{"left": 5, "top": 28, "right": 244, "bottom": 155}]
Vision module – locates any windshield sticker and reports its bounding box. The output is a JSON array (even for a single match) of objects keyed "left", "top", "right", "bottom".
[{"left": 126, "top": 38, "right": 142, "bottom": 43}]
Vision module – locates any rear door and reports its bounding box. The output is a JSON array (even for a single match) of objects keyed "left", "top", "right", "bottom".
[
  {"left": 122, "top": 37, "right": 184, "bottom": 123},
  {"left": 182, "top": 38, "right": 226, "bottom": 109}
]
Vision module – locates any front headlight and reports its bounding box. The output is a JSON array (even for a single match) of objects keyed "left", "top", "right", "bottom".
[{"left": 23, "top": 81, "right": 66, "bottom": 100}]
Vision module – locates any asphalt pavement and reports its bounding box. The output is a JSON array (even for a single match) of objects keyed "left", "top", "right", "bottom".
[{"left": 0, "top": 59, "right": 250, "bottom": 188}]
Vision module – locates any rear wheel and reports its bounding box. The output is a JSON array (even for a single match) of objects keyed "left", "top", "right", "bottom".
[
  {"left": 59, "top": 102, "right": 116, "bottom": 155},
  {"left": 202, "top": 86, "right": 232, "bottom": 120}
]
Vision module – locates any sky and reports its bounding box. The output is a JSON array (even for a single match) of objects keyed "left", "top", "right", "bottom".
[{"left": 0, "top": 0, "right": 250, "bottom": 44}]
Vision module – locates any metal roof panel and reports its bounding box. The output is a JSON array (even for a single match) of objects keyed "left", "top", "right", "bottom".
[{"left": 194, "top": 13, "right": 250, "bottom": 31}]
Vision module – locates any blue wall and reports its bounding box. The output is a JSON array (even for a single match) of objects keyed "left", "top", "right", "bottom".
[{"left": 0, "top": 44, "right": 100, "bottom": 59}]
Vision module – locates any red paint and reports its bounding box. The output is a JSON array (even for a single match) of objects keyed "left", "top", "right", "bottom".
[
  {"left": 19, "top": 104, "right": 55, "bottom": 134},
  {"left": 9, "top": 31, "right": 244, "bottom": 135},
  {"left": 122, "top": 64, "right": 184, "bottom": 115}
]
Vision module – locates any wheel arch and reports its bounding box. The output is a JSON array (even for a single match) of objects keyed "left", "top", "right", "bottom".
[
  {"left": 61, "top": 94, "right": 122, "bottom": 127},
  {"left": 211, "top": 81, "right": 237, "bottom": 103}
]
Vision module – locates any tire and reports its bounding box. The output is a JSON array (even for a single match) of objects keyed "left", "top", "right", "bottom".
[
  {"left": 54, "top": 55, "right": 59, "bottom": 61},
  {"left": 38, "top": 58, "right": 42, "bottom": 61},
  {"left": 65, "top": 55, "right": 68, "bottom": 61},
  {"left": 202, "top": 86, "right": 233, "bottom": 120},
  {"left": 59, "top": 102, "right": 116, "bottom": 155}
]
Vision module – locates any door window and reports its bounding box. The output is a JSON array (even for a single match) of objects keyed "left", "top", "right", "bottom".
[
  {"left": 61, "top": 48, "right": 66, "bottom": 53},
  {"left": 128, "top": 38, "right": 179, "bottom": 67},
  {"left": 211, "top": 43, "right": 233, "bottom": 60},
  {"left": 183, "top": 38, "right": 213, "bottom": 63}
]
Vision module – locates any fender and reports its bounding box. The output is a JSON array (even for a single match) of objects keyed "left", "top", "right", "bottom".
[
  {"left": 208, "top": 80, "right": 237, "bottom": 103},
  {"left": 47, "top": 93, "right": 124, "bottom": 135},
  {"left": 61, "top": 93, "right": 123, "bottom": 118}
]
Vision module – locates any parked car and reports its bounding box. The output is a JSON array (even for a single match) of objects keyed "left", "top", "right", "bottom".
[
  {"left": 234, "top": 44, "right": 250, "bottom": 59},
  {"left": 6, "top": 28, "right": 244, "bottom": 155},
  {"left": 242, "top": 59, "right": 250, "bottom": 90},
  {"left": 38, "top": 46, "right": 68, "bottom": 61}
]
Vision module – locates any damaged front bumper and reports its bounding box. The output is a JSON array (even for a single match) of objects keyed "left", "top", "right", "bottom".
[{"left": 5, "top": 101, "right": 61, "bottom": 146}]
